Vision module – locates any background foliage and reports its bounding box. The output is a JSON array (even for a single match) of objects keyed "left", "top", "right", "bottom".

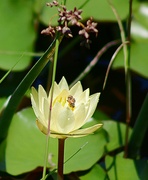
[{"left": 0, "top": 0, "right": 148, "bottom": 179}]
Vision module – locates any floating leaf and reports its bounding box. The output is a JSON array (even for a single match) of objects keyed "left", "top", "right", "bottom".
[
  {"left": 113, "top": 42, "right": 148, "bottom": 78},
  {"left": 102, "top": 120, "right": 132, "bottom": 152},
  {"left": 0, "top": 108, "right": 106, "bottom": 175},
  {"left": 0, "top": 0, "right": 36, "bottom": 71},
  {"left": 79, "top": 164, "right": 107, "bottom": 180},
  {"left": 105, "top": 154, "right": 148, "bottom": 180}
]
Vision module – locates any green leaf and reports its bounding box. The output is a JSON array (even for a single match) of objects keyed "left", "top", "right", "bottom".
[
  {"left": 0, "top": 97, "right": 7, "bottom": 111},
  {"left": 79, "top": 164, "right": 107, "bottom": 180},
  {"left": 133, "top": 2, "right": 148, "bottom": 30},
  {"left": 131, "top": 19, "right": 148, "bottom": 42},
  {"left": 0, "top": 108, "right": 107, "bottom": 175},
  {"left": 40, "top": 0, "right": 129, "bottom": 26},
  {"left": 105, "top": 154, "right": 148, "bottom": 180},
  {"left": 128, "top": 94, "right": 148, "bottom": 158},
  {"left": 102, "top": 120, "right": 132, "bottom": 152},
  {"left": 0, "top": 35, "right": 62, "bottom": 142},
  {"left": 131, "top": 2, "right": 148, "bottom": 42},
  {"left": 113, "top": 42, "right": 148, "bottom": 78},
  {"left": 0, "top": 0, "right": 36, "bottom": 71}
]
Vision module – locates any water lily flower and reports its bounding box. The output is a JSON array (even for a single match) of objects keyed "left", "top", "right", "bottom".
[{"left": 30, "top": 77, "right": 102, "bottom": 139}]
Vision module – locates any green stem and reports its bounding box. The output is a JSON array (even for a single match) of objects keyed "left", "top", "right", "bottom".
[
  {"left": 70, "top": 40, "right": 119, "bottom": 88},
  {"left": 42, "top": 39, "right": 60, "bottom": 180},
  {"left": 107, "top": 0, "right": 131, "bottom": 157},
  {"left": 124, "top": 0, "right": 133, "bottom": 158},
  {"left": 58, "top": 139, "right": 66, "bottom": 180}
]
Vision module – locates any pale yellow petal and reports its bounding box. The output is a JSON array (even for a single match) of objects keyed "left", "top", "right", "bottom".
[
  {"left": 31, "top": 96, "right": 48, "bottom": 128},
  {"left": 31, "top": 87, "right": 39, "bottom": 107},
  {"left": 36, "top": 120, "right": 48, "bottom": 135},
  {"left": 31, "top": 93, "right": 41, "bottom": 120},
  {"left": 51, "top": 102, "right": 75, "bottom": 134},
  {"left": 35, "top": 107, "right": 47, "bottom": 128},
  {"left": 72, "top": 103, "right": 86, "bottom": 130},
  {"left": 50, "top": 132, "right": 67, "bottom": 139},
  {"left": 53, "top": 89, "right": 68, "bottom": 106},
  {"left": 49, "top": 124, "right": 102, "bottom": 138},
  {"left": 48, "top": 82, "right": 60, "bottom": 101},
  {"left": 76, "top": 88, "right": 89, "bottom": 104},
  {"left": 58, "top": 77, "right": 69, "bottom": 91},
  {"left": 85, "top": 93, "right": 100, "bottom": 121},
  {"left": 43, "top": 98, "right": 50, "bottom": 127},
  {"left": 69, "top": 81, "right": 83, "bottom": 98},
  {"left": 30, "top": 96, "right": 38, "bottom": 117},
  {"left": 69, "top": 123, "right": 103, "bottom": 137},
  {"left": 38, "top": 85, "right": 47, "bottom": 112}
]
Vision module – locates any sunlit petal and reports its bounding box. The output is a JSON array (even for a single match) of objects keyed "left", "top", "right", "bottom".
[
  {"left": 31, "top": 87, "right": 39, "bottom": 107},
  {"left": 72, "top": 103, "right": 86, "bottom": 130},
  {"left": 58, "top": 77, "right": 69, "bottom": 90},
  {"left": 30, "top": 77, "right": 102, "bottom": 139},
  {"left": 85, "top": 93, "right": 100, "bottom": 121},
  {"left": 69, "top": 81, "right": 83, "bottom": 98},
  {"left": 48, "top": 82, "right": 60, "bottom": 101},
  {"left": 76, "top": 88, "right": 89, "bottom": 104},
  {"left": 36, "top": 120, "right": 48, "bottom": 135},
  {"left": 51, "top": 102, "right": 75, "bottom": 133},
  {"left": 70, "top": 123, "right": 103, "bottom": 137},
  {"left": 43, "top": 98, "right": 49, "bottom": 127},
  {"left": 38, "top": 85, "right": 47, "bottom": 112}
]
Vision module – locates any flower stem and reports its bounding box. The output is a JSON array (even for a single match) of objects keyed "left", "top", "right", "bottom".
[
  {"left": 42, "top": 39, "right": 60, "bottom": 180},
  {"left": 58, "top": 138, "right": 66, "bottom": 180}
]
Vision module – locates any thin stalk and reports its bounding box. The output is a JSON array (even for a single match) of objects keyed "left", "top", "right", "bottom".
[
  {"left": 107, "top": 0, "right": 132, "bottom": 157},
  {"left": 70, "top": 40, "right": 119, "bottom": 88},
  {"left": 0, "top": 50, "right": 43, "bottom": 57},
  {"left": 103, "top": 42, "right": 129, "bottom": 90},
  {"left": 0, "top": 54, "right": 23, "bottom": 83},
  {"left": 58, "top": 139, "right": 66, "bottom": 180},
  {"left": 107, "top": 0, "right": 128, "bottom": 73},
  {"left": 124, "top": 0, "right": 133, "bottom": 158},
  {"left": 42, "top": 39, "right": 60, "bottom": 180}
]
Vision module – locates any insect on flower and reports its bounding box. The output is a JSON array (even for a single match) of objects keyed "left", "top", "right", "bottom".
[{"left": 67, "top": 95, "right": 76, "bottom": 108}]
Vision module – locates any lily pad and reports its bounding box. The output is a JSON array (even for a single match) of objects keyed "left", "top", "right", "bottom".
[
  {"left": 79, "top": 164, "right": 107, "bottom": 180},
  {"left": 0, "top": 108, "right": 106, "bottom": 175},
  {"left": 105, "top": 154, "right": 148, "bottom": 180},
  {"left": 102, "top": 120, "right": 132, "bottom": 152},
  {"left": 112, "top": 42, "right": 148, "bottom": 78},
  {"left": 0, "top": 0, "right": 36, "bottom": 71}
]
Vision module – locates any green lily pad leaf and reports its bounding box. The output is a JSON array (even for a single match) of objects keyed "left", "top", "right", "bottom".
[
  {"left": 133, "top": 2, "right": 148, "bottom": 29},
  {"left": 0, "top": 0, "right": 36, "bottom": 71},
  {"left": 131, "top": 2, "right": 148, "bottom": 42},
  {"left": 105, "top": 154, "right": 148, "bottom": 180},
  {"left": 102, "top": 120, "right": 132, "bottom": 152},
  {"left": 79, "top": 164, "right": 107, "bottom": 180},
  {"left": 112, "top": 42, "right": 148, "bottom": 78},
  {"left": 40, "top": 0, "right": 129, "bottom": 26},
  {"left": 131, "top": 20, "right": 148, "bottom": 42},
  {"left": 1, "top": 108, "right": 106, "bottom": 175}
]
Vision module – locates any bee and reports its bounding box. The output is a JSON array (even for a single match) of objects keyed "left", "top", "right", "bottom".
[{"left": 67, "top": 95, "right": 76, "bottom": 108}]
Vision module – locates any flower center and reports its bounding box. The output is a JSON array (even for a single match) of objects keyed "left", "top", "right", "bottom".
[{"left": 53, "top": 90, "right": 76, "bottom": 110}]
